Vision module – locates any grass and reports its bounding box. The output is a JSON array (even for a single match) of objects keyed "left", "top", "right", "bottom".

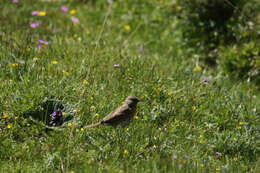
[{"left": 0, "top": 0, "right": 259, "bottom": 172}]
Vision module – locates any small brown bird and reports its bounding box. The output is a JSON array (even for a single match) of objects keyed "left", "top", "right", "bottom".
[{"left": 84, "top": 96, "right": 141, "bottom": 128}]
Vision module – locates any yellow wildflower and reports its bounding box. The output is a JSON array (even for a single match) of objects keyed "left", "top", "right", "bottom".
[
  {"left": 123, "top": 149, "right": 129, "bottom": 155},
  {"left": 236, "top": 125, "right": 242, "bottom": 130},
  {"left": 167, "top": 91, "right": 173, "bottom": 96},
  {"left": 90, "top": 106, "right": 96, "bottom": 111},
  {"left": 94, "top": 113, "right": 100, "bottom": 117},
  {"left": 239, "top": 121, "right": 246, "bottom": 125},
  {"left": 32, "top": 58, "right": 39, "bottom": 62},
  {"left": 69, "top": 9, "right": 77, "bottom": 14},
  {"left": 176, "top": 5, "right": 182, "bottom": 11},
  {"left": 155, "top": 88, "right": 162, "bottom": 92},
  {"left": 10, "top": 63, "right": 19, "bottom": 67},
  {"left": 80, "top": 128, "right": 84, "bottom": 132},
  {"left": 67, "top": 122, "right": 73, "bottom": 127},
  {"left": 198, "top": 135, "right": 206, "bottom": 144},
  {"left": 215, "top": 168, "right": 221, "bottom": 171},
  {"left": 200, "top": 164, "right": 205, "bottom": 168},
  {"left": 62, "top": 70, "right": 70, "bottom": 76},
  {"left": 123, "top": 25, "right": 131, "bottom": 31},
  {"left": 192, "top": 106, "right": 197, "bottom": 111},
  {"left": 37, "top": 11, "right": 46, "bottom": 16},
  {"left": 83, "top": 80, "right": 89, "bottom": 85},
  {"left": 72, "top": 109, "right": 78, "bottom": 113},
  {"left": 51, "top": 60, "right": 59, "bottom": 65},
  {"left": 193, "top": 65, "right": 202, "bottom": 72},
  {"left": 3, "top": 113, "right": 9, "bottom": 119},
  {"left": 133, "top": 115, "right": 139, "bottom": 120},
  {"left": 7, "top": 124, "right": 12, "bottom": 129}
]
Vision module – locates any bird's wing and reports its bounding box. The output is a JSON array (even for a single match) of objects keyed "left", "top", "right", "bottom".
[{"left": 102, "top": 104, "right": 131, "bottom": 123}]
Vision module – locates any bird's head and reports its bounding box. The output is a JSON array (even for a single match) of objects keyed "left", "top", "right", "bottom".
[{"left": 125, "top": 96, "right": 141, "bottom": 106}]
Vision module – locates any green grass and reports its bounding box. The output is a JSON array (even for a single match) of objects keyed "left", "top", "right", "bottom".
[{"left": 0, "top": 0, "right": 259, "bottom": 172}]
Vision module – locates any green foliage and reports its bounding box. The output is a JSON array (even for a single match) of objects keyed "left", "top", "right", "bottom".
[
  {"left": 219, "top": 41, "right": 260, "bottom": 82},
  {"left": 175, "top": 0, "right": 238, "bottom": 46},
  {"left": 175, "top": 0, "right": 260, "bottom": 82}
]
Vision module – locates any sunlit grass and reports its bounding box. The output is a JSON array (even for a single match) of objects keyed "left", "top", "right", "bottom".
[{"left": 0, "top": 0, "right": 259, "bottom": 172}]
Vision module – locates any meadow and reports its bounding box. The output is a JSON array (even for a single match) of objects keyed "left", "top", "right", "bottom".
[{"left": 0, "top": 0, "right": 259, "bottom": 172}]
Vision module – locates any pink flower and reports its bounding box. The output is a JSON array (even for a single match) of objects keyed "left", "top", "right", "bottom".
[
  {"left": 30, "top": 22, "right": 41, "bottom": 28},
  {"left": 113, "top": 64, "right": 120, "bottom": 67},
  {"left": 11, "top": 0, "right": 19, "bottom": 3},
  {"left": 36, "top": 40, "right": 49, "bottom": 49},
  {"left": 71, "top": 16, "right": 79, "bottom": 24},
  {"left": 60, "top": 6, "right": 69, "bottom": 12},
  {"left": 38, "top": 40, "right": 49, "bottom": 45},
  {"left": 32, "top": 11, "right": 39, "bottom": 15},
  {"left": 36, "top": 44, "right": 42, "bottom": 49}
]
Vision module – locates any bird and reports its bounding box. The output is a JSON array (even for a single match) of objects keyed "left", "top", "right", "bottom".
[{"left": 84, "top": 96, "right": 141, "bottom": 129}]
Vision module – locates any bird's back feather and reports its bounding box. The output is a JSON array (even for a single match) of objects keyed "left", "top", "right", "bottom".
[{"left": 102, "top": 104, "right": 132, "bottom": 123}]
